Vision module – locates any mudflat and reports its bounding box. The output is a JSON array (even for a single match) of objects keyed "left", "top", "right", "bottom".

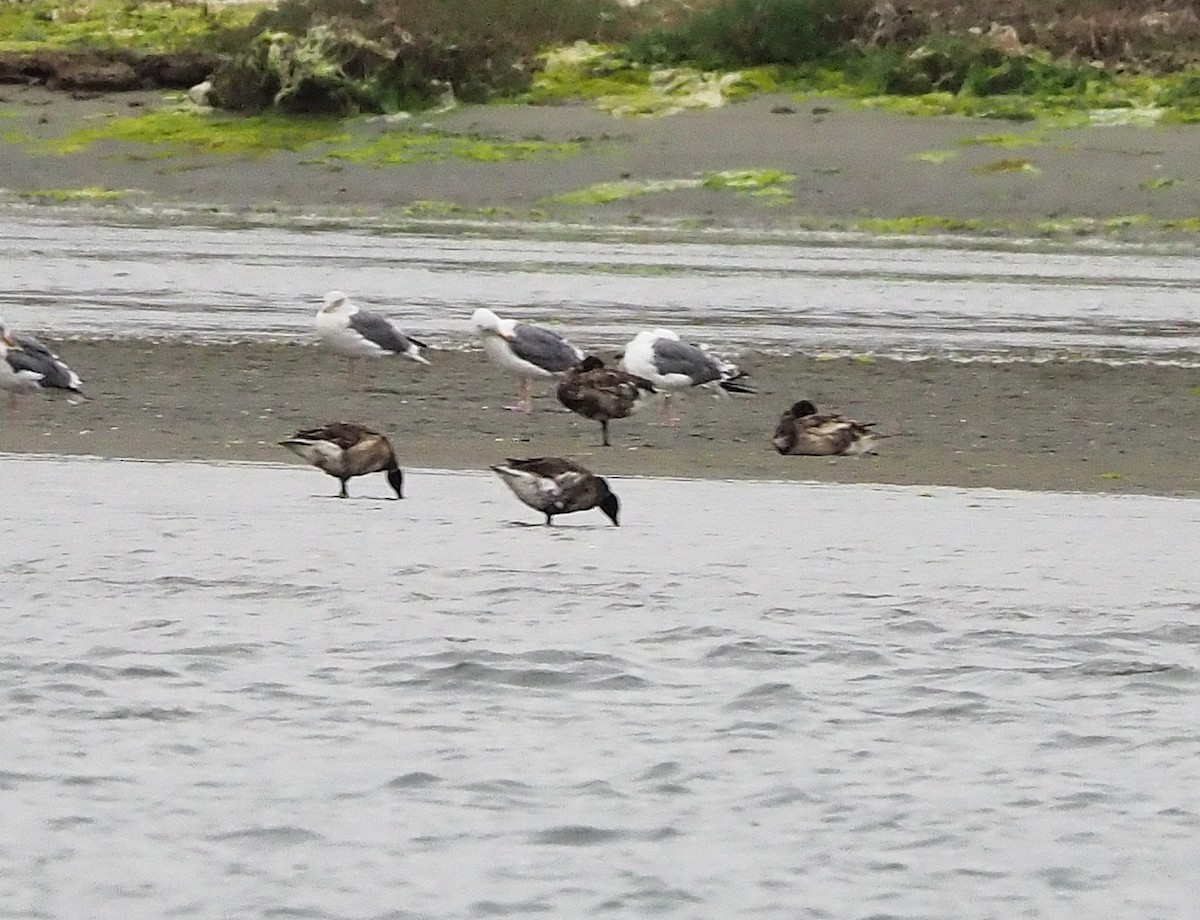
[
  {"left": 1, "top": 84, "right": 1199, "bottom": 236},
  {"left": 3, "top": 341, "right": 1197, "bottom": 495},
  {"left": 2, "top": 87, "right": 1198, "bottom": 494}
]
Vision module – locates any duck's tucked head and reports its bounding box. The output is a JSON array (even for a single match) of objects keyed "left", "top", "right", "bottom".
[
  {"left": 386, "top": 467, "right": 404, "bottom": 499},
  {"left": 322, "top": 290, "right": 350, "bottom": 313},
  {"left": 597, "top": 483, "right": 620, "bottom": 526},
  {"left": 790, "top": 400, "right": 818, "bottom": 418},
  {"left": 579, "top": 355, "right": 606, "bottom": 372}
]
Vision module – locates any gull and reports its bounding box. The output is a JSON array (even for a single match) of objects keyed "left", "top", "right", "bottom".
[
  {"left": 621, "top": 327, "right": 753, "bottom": 425},
  {"left": 0, "top": 332, "right": 44, "bottom": 408},
  {"left": 1, "top": 318, "right": 83, "bottom": 401},
  {"left": 471, "top": 307, "right": 583, "bottom": 412},
  {"left": 315, "top": 291, "right": 430, "bottom": 385}
]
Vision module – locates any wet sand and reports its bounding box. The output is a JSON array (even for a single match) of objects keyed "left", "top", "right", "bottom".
[{"left": 2, "top": 341, "right": 1197, "bottom": 495}]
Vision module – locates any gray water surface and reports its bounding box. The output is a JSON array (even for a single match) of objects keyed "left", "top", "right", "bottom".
[
  {"left": 3, "top": 214, "right": 1199, "bottom": 361},
  {"left": 3, "top": 455, "right": 1199, "bottom": 919}
]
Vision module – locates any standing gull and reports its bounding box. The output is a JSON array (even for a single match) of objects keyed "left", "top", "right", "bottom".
[
  {"left": 279, "top": 422, "right": 405, "bottom": 499},
  {"left": 621, "top": 328, "right": 754, "bottom": 425},
  {"left": 0, "top": 318, "right": 83, "bottom": 399},
  {"left": 556, "top": 355, "right": 657, "bottom": 447},
  {"left": 490, "top": 457, "right": 620, "bottom": 526},
  {"left": 771, "top": 400, "right": 882, "bottom": 456},
  {"left": 471, "top": 308, "right": 583, "bottom": 412},
  {"left": 315, "top": 291, "right": 430, "bottom": 384}
]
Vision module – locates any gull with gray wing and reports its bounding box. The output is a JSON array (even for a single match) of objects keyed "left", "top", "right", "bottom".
[
  {"left": 1, "top": 318, "right": 83, "bottom": 399},
  {"left": 621, "top": 327, "right": 753, "bottom": 425},
  {"left": 471, "top": 307, "right": 583, "bottom": 412},
  {"left": 315, "top": 291, "right": 430, "bottom": 385},
  {"left": 1, "top": 331, "right": 44, "bottom": 408}
]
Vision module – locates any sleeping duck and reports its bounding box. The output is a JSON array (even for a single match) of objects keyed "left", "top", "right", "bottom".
[
  {"left": 771, "top": 400, "right": 881, "bottom": 456},
  {"left": 490, "top": 457, "right": 620, "bottom": 526},
  {"left": 279, "top": 422, "right": 404, "bottom": 499},
  {"left": 556, "top": 355, "right": 657, "bottom": 447}
]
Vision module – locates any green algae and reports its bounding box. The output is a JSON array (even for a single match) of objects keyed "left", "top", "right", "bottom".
[
  {"left": 49, "top": 110, "right": 348, "bottom": 157},
  {"left": 325, "top": 131, "right": 580, "bottom": 166},
  {"left": 38, "top": 105, "right": 579, "bottom": 165},
  {"left": 852, "top": 215, "right": 990, "bottom": 235},
  {"left": 396, "top": 200, "right": 516, "bottom": 220},
  {"left": 547, "top": 169, "right": 793, "bottom": 206},
  {"left": 548, "top": 178, "right": 698, "bottom": 205},
  {"left": 522, "top": 41, "right": 781, "bottom": 117},
  {"left": 1163, "top": 218, "right": 1200, "bottom": 233},
  {"left": 911, "top": 150, "right": 958, "bottom": 164},
  {"left": 17, "top": 186, "right": 126, "bottom": 202},
  {"left": 972, "top": 158, "right": 1040, "bottom": 176},
  {"left": 1139, "top": 177, "right": 1181, "bottom": 191},
  {"left": 1035, "top": 215, "right": 1156, "bottom": 236},
  {"left": 803, "top": 63, "right": 1200, "bottom": 126},
  {"left": 0, "top": 0, "right": 264, "bottom": 53},
  {"left": 701, "top": 168, "right": 794, "bottom": 203},
  {"left": 959, "top": 132, "right": 1042, "bottom": 148}
]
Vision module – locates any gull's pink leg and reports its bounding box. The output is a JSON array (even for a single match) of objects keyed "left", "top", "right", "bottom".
[
  {"left": 505, "top": 378, "right": 532, "bottom": 413},
  {"left": 658, "top": 393, "right": 681, "bottom": 427}
]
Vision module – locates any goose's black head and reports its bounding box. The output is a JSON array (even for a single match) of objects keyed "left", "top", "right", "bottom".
[
  {"left": 386, "top": 467, "right": 405, "bottom": 499},
  {"left": 579, "top": 355, "right": 606, "bottom": 372},
  {"left": 597, "top": 482, "right": 620, "bottom": 526},
  {"left": 791, "top": 400, "right": 818, "bottom": 418}
]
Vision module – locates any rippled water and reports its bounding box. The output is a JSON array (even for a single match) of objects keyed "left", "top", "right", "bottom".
[
  {"left": 3, "top": 213, "right": 1200, "bottom": 361},
  {"left": 3, "top": 455, "right": 1199, "bottom": 918}
]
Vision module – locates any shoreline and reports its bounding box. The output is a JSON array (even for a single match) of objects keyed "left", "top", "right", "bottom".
[{"left": 2, "top": 342, "right": 1197, "bottom": 496}]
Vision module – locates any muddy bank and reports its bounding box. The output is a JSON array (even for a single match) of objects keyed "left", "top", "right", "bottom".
[
  {"left": 2, "top": 341, "right": 1197, "bottom": 495},
  {"left": 2, "top": 85, "right": 1199, "bottom": 238}
]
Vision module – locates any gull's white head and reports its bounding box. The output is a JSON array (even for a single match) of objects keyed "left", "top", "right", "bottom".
[
  {"left": 471, "top": 308, "right": 505, "bottom": 336},
  {"left": 629, "top": 328, "right": 675, "bottom": 348},
  {"left": 321, "top": 291, "right": 351, "bottom": 313}
]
